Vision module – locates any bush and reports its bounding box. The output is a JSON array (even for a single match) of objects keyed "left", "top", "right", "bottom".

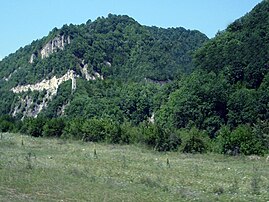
[
  {"left": 22, "top": 117, "right": 47, "bottom": 137},
  {"left": 119, "top": 121, "right": 139, "bottom": 144},
  {"left": 62, "top": 118, "right": 85, "bottom": 140},
  {"left": 216, "top": 124, "right": 265, "bottom": 155},
  {"left": 104, "top": 121, "right": 122, "bottom": 144},
  {"left": 179, "top": 127, "right": 209, "bottom": 153},
  {"left": 212, "top": 125, "right": 231, "bottom": 154},
  {"left": 81, "top": 118, "right": 121, "bottom": 143},
  {"left": 43, "top": 118, "right": 66, "bottom": 137},
  {"left": 140, "top": 123, "right": 181, "bottom": 151},
  {"left": 230, "top": 125, "right": 265, "bottom": 155},
  {"left": 0, "top": 115, "right": 16, "bottom": 132},
  {"left": 252, "top": 120, "right": 269, "bottom": 151}
]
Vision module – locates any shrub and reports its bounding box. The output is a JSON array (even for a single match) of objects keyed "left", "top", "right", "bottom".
[
  {"left": 81, "top": 118, "right": 120, "bottom": 143},
  {"left": 179, "top": 127, "right": 209, "bottom": 153},
  {"left": 217, "top": 124, "right": 265, "bottom": 155},
  {"left": 119, "top": 121, "right": 139, "bottom": 144},
  {"left": 141, "top": 123, "right": 181, "bottom": 151},
  {"left": 0, "top": 115, "right": 16, "bottom": 132},
  {"left": 252, "top": 120, "right": 269, "bottom": 151},
  {"left": 43, "top": 118, "right": 66, "bottom": 137},
  {"left": 212, "top": 125, "right": 231, "bottom": 154},
  {"left": 231, "top": 125, "right": 265, "bottom": 155},
  {"left": 22, "top": 116, "right": 47, "bottom": 137},
  {"left": 62, "top": 118, "right": 85, "bottom": 140},
  {"left": 104, "top": 121, "right": 122, "bottom": 144},
  {"left": 0, "top": 120, "right": 14, "bottom": 133}
]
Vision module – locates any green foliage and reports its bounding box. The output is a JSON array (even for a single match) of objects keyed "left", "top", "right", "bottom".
[
  {"left": 216, "top": 125, "right": 265, "bottom": 155},
  {"left": 252, "top": 120, "right": 269, "bottom": 151},
  {"left": 43, "top": 118, "right": 66, "bottom": 137},
  {"left": 227, "top": 88, "right": 259, "bottom": 128},
  {"left": 62, "top": 118, "right": 85, "bottom": 140},
  {"left": 156, "top": 71, "right": 228, "bottom": 136},
  {"left": 155, "top": 1, "right": 269, "bottom": 156},
  {"left": 41, "top": 81, "right": 72, "bottom": 118},
  {"left": 21, "top": 116, "right": 47, "bottom": 137},
  {"left": 179, "top": 127, "right": 209, "bottom": 153},
  {"left": 0, "top": 115, "right": 16, "bottom": 132},
  {"left": 140, "top": 123, "right": 181, "bottom": 151},
  {"left": 194, "top": 1, "right": 269, "bottom": 89},
  {"left": 81, "top": 118, "right": 120, "bottom": 143},
  {"left": 0, "top": 14, "right": 207, "bottom": 125}
]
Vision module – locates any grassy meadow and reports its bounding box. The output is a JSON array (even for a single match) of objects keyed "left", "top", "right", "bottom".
[{"left": 0, "top": 133, "right": 269, "bottom": 201}]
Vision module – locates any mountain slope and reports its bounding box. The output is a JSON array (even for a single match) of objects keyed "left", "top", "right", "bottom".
[
  {"left": 0, "top": 14, "right": 208, "bottom": 120},
  {"left": 155, "top": 0, "right": 269, "bottom": 154}
]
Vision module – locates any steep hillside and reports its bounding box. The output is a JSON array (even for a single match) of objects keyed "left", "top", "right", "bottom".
[
  {"left": 0, "top": 14, "right": 208, "bottom": 120},
  {"left": 156, "top": 0, "right": 269, "bottom": 154},
  {"left": 2, "top": 2, "right": 269, "bottom": 156}
]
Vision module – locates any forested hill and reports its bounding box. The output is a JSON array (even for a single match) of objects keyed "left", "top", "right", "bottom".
[
  {"left": 0, "top": 14, "right": 207, "bottom": 86},
  {"left": 1, "top": 2, "right": 269, "bottom": 156},
  {"left": 156, "top": 0, "right": 269, "bottom": 154},
  {"left": 0, "top": 14, "right": 208, "bottom": 120}
]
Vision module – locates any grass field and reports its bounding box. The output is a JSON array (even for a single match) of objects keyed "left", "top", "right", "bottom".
[{"left": 0, "top": 133, "right": 269, "bottom": 201}]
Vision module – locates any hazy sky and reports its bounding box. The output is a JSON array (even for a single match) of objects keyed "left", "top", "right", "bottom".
[{"left": 0, "top": 0, "right": 262, "bottom": 59}]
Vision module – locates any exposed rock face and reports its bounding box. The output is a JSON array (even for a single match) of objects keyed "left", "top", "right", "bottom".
[
  {"left": 40, "top": 35, "right": 70, "bottom": 59},
  {"left": 80, "top": 63, "right": 104, "bottom": 81},
  {"left": 29, "top": 53, "right": 36, "bottom": 64},
  {"left": 148, "top": 113, "right": 155, "bottom": 124},
  {"left": 11, "top": 70, "right": 76, "bottom": 95},
  {"left": 11, "top": 70, "right": 76, "bottom": 118},
  {"left": 81, "top": 64, "right": 94, "bottom": 81},
  {"left": 12, "top": 91, "right": 52, "bottom": 119}
]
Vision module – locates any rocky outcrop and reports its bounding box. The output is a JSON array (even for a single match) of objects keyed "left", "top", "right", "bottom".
[
  {"left": 11, "top": 70, "right": 76, "bottom": 118},
  {"left": 40, "top": 35, "right": 70, "bottom": 59},
  {"left": 148, "top": 113, "right": 155, "bottom": 124},
  {"left": 80, "top": 62, "right": 104, "bottom": 81},
  {"left": 29, "top": 53, "right": 37, "bottom": 64},
  {"left": 11, "top": 70, "right": 76, "bottom": 95},
  {"left": 81, "top": 64, "right": 95, "bottom": 81},
  {"left": 12, "top": 91, "right": 52, "bottom": 119}
]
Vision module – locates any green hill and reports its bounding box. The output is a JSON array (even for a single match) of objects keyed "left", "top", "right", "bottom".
[
  {"left": 2, "top": 1, "right": 269, "bottom": 155},
  {"left": 0, "top": 14, "right": 208, "bottom": 121},
  {"left": 156, "top": 0, "right": 269, "bottom": 154}
]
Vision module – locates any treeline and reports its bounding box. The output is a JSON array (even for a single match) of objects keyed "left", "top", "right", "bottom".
[
  {"left": 1, "top": 115, "right": 269, "bottom": 155},
  {"left": 0, "top": 14, "right": 208, "bottom": 90}
]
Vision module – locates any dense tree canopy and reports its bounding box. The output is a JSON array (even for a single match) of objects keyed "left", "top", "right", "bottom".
[{"left": 1, "top": 2, "right": 269, "bottom": 155}]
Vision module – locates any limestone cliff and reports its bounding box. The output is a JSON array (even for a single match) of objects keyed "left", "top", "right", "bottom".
[
  {"left": 11, "top": 70, "right": 76, "bottom": 95},
  {"left": 40, "top": 35, "right": 70, "bottom": 59},
  {"left": 11, "top": 70, "right": 76, "bottom": 118}
]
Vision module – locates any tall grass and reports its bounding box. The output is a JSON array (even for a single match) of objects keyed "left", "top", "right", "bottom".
[{"left": 0, "top": 132, "right": 269, "bottom": 201}]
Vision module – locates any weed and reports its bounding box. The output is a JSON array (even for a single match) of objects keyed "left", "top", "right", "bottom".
[
  {"left": 25, "top": 152, "right": 35, "bottom": 169},
  {"left": 250, "top": 165, "right": 261, "bottom": 195},
  {"left": 166, "top": 158, "right": 170, "bottom": 168},
  {"left": 93, "top": 147, "right": 97, "bottom": 159},
  {"left": 121, "top": 155, "right": 127, "bottom": 168},
  {"left": 21, "top": 135, "right": 24, "bottom": 146},
  {"left": 213, "top": 186, "right": 225, "bottom": 195}
]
